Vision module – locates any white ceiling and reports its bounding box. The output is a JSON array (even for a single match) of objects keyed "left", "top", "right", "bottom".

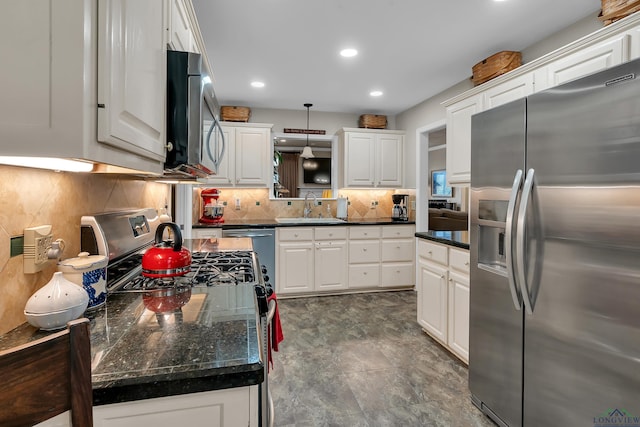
[{"left": 192, "top": 0, "right": 601, "bottom": 115}]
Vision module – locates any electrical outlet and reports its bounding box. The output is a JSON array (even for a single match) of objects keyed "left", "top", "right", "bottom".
[
  {"left": 235, "top": 198, "right": 241, "bottom": 210},
  {"left": 23, "top": 225, "right": 53, "bottom": 274},
  {"left": 370, "top": 200, "right": 376, "bottom": 209}
]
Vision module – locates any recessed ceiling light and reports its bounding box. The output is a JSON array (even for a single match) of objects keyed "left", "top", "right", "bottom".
[
  {"left": 251, "top": 81, "right": 265, "bottom": 88},
  {"left": 370, "top": 90, "right": 383, "bottom": 97},
  {"left": 340, "top": 48, "right": 358, "bottom": 58}
]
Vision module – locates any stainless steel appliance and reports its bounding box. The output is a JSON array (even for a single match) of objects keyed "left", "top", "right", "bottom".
[
  {"left": 391, "top": 194, "right": 409, "bottom": 221},
  {"left": 165, "top": 50, "right": 225, "bottom": 179},
  {"left": 222, "top": 228, "right": 275, "bottom": 289},
  {"left": 80, "top": 209, "right": 276, "bottom": 427},
  {"left": 470, "top": 58, "right": 640, "bottom": 427}
]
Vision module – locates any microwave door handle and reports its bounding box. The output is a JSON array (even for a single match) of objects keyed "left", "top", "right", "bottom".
[
  {"left": 505, "top": 169, "right": 523, "bottom": 311},
  {"left": 205, "top": 119, "right": 216, "bottom": 165},
  {"left": 516, "top": 168, "right": 535, "bottom": 315},
  {"left": 215, "top": 116, "right": 226, "bottom": 170}
]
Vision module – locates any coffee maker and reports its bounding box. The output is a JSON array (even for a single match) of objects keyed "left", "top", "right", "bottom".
[
  {"left": 199, "top": 188, "right": 224, "bottom": 224},
  {"left": 391, "top": 194, "right": 409, "bottom": 221}
]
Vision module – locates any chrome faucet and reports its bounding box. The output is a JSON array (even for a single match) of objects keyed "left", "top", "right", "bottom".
[{"left": 303, "top": 191, "right": 317, "bottom": 218}]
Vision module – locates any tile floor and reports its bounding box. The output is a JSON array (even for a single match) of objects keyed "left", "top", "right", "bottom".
[{"left": 269, "top": 290, "right": 495, "bottom": 426}]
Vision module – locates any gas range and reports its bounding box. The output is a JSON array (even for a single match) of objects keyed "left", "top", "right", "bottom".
[
  {"left": 80, "top": 209, "right": 263, "bottom": 294},
  {"left": 81, "top": 209, "right": 277, "bottom": 427},
  {"left": 113, "top": 251, "right": 258, "bottom": 292}
]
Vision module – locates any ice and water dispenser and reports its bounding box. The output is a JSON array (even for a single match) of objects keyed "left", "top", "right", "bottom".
[{"left": 477, "top": 200, "right": 510, "bottom": 276}]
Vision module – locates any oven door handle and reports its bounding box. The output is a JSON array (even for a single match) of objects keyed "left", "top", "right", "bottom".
[{"left": 267, "top": 299, "right": 277, "bottom": 324}]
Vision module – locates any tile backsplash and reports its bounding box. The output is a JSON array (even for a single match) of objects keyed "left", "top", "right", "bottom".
[
  {"left": 0, "top": 166, "right": 171, "bottom": 334},
  {"left": 191, "top": 187, "right": 416, "bottom": 223}
]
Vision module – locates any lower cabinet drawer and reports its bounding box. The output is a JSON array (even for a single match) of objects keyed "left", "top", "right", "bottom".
[
  {"left": 417, "top": 239, "right": 448, "bottom": 265},
  {"left": 348, "top": 264, "right": 380, "bottom": 288},
  {"left": 381, "top": 239, "right": 414, "bottom": 262},
  {"left": 349, "top": 241, "right": 380, "bottom": 264},
  {"left": 381, "top": 263, "right": 414, "bottom": 286}
]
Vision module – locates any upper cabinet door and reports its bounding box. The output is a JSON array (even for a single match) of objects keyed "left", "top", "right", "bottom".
[
  {"left": 377, "top": 133, "right": 403, "bottom": 187},
  {"left": 534, "top": 35, "right": 628, "bottom": 93},
  {"left": 483, "top": 73, "right": 534, "bottom": 110},
  {"left": 98, "top": 0, "right": 167, "bottom": 162},
  {"left": 446, "top": 93, "right": 483, "bottom": 186},
  {"left": 168, "top": 0, "right": 194, "bottom": 52},
  {"left": 345, "top": 132, "right": 376, "bottom": 187},
  {"left": 234, "top": 127, "right": 270, "bottom": 186}
]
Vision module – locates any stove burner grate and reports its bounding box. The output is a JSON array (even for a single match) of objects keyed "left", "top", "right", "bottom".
[{"left": 111, "top": 250, "right": 257, "bottom": 292}]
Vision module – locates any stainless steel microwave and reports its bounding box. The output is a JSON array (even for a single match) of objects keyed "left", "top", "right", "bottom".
[{"left": 165, "top": 50, "right": 225, "bottom": 178}]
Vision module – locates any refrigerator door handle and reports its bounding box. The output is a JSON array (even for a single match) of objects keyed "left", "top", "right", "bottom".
[
  {"left": 516, "top": 168, "right": 535, "bottom": 314},
  {"left": 505, "top": 169, "right": 523, "bottom": 311}
]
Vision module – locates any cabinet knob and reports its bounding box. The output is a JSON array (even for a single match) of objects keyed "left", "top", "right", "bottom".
[
  {"left": 363, "top": 272, "right": 367, "bottom": 275},
  {"left": 464, "top": 261, "right": 469, "bottom": 266},
  {"left": 396, "top": 270, "right": 400, "bottom": 274},
  {"left": 449, "top": 278, "right": 453, "bottom": 282},
  {"left": 294, "top": 234, "right": 298, "bottom": 237},
  {"left": 363, "top": 248, "right": 367, "bottom": 252},
  {"left": 440, "top": 274, "right": 445, "bottom": 279},
  {"left": 428, "top": 250, "right": 433, "bottom": 255},
  {"left": 396, "top": 246, "right": 401, "bottom": 249}
]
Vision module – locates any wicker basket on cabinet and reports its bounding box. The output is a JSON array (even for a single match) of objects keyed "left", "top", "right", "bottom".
[
  {"left": 599, "top": 0, "right": 640, "bottom": 25},
  {"left": 358, "top": 114, "right": 387, "bottom": 129},
  {"left": 220, "top": 106, "right": 251, "bottom": 122},
  {"left": 471, "top": 51, "right": 522, "bottom": 86}
]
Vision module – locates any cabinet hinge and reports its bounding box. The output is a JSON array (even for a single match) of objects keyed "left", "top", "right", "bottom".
[{"left": 97, "top": 103, "right": 105, "bottom": 108}]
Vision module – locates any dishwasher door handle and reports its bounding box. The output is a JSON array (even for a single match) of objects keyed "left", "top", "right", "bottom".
[{"left": 223, "top": 232, "right": 274, "bottom": 238}]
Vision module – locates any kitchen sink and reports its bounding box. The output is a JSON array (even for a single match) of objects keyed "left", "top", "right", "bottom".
[{"left": 275, "top": 217, "right": 346, "bottom": 224}]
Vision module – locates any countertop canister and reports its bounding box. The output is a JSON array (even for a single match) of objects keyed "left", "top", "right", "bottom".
[{"left": 58, "top": 252, "right": 108, "bottom": 310}]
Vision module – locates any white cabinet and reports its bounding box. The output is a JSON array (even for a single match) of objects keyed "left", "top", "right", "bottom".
[
  {"left": 97, "top": 0, "right": 167, "bottom": 163},
  {"left": 417, "top": 257, "right": 448, "bottom": 344},
  {"left": 202, "top": 123, "right": 272, "bottom": 187},
  {"left": 0, "top": 0, "right": 166, "bottom": 174},
  {"left": 314, "top": 227, "right": 348, "bottom": 292},
  {"left": 348, "top": 225, "right": 415, "bottom": 290},
  {"left": 442, "top": 14, "right": 640, "bottom": 186},
  {"left": 482, "top": 73, "right": 534, "bottom": 110},
  {"left": 37, "top": 386, "right": 258, "bottom": 427},
  {"left": 534, "top": 34, "right": 628, "bottom": 92},
  {"left": 348, "top": 226, "right": 382, "bottom": 289},
  {"left": 168, "top": 0, "right": 195, "bottom": 52},
  {"left": 444, "top": 94, "right": 482, "bottom": 186},
  {"left": 339, "top": 128, "right": 404, "bottom": 188},
  {"left": 278, "top": 225, "right": 414, "bottom": 295},
  {"left": 416, "top": 239, "right": 469, "bottom": 363},
  {"left": 380, "top": 225, "right": 415, "bottom": 287},
  {"left": 277, "top": 228, "right": 315, "bottom": 294}
]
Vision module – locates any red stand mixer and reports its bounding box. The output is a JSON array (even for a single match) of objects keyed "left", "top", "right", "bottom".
[{"left": 199, "top": 188, "right": 225, "bottom": 224}]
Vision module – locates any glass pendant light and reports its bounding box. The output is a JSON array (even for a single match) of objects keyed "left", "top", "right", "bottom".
[{"left": 300, "top": 103, "right": 315, "bottom": 160}]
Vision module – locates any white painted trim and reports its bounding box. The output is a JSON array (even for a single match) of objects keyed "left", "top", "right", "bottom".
[{"left": 415, "top": 119, "right": 446, "bottom": 232}]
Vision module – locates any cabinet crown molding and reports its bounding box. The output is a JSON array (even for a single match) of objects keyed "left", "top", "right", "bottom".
[{"left": 443, "top": 11, "right": 640, "bottom": 107}]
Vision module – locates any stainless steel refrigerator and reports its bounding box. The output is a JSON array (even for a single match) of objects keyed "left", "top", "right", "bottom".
[{"left": 469, "top": 58, "right": 640, "bottom": 427}]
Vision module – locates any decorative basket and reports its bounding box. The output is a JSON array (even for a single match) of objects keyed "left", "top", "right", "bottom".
[
  {"left": 358, "top": 114, "right": 387, "bottom": 129},
  {"left": 220, "top": 106, "right": 251, "bottom": 122},
  {"left": 599, "top": 0, "right": 640, "bottom": 25},
  {"left": 471, "top": 51, "right": 522, "bottom": 86}
]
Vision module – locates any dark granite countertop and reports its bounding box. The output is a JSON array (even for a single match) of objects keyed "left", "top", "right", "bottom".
[
  {"left": 0, "top": 239, "right": 263, "bottom": 406},
  {"left": 415, "top": 230, "right": 470, "bottom": 250},
  {"left": 195, "top": 218, "right": 415, "bottom": 229}
]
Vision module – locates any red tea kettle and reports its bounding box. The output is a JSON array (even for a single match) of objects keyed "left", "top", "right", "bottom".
[{"left": 142, "top": 222, "right": 191, "bottom": 278}]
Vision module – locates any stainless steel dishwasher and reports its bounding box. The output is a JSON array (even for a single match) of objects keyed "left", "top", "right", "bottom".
[{"left": 222, "top": 228, "right": 275, "bottom": 287}]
